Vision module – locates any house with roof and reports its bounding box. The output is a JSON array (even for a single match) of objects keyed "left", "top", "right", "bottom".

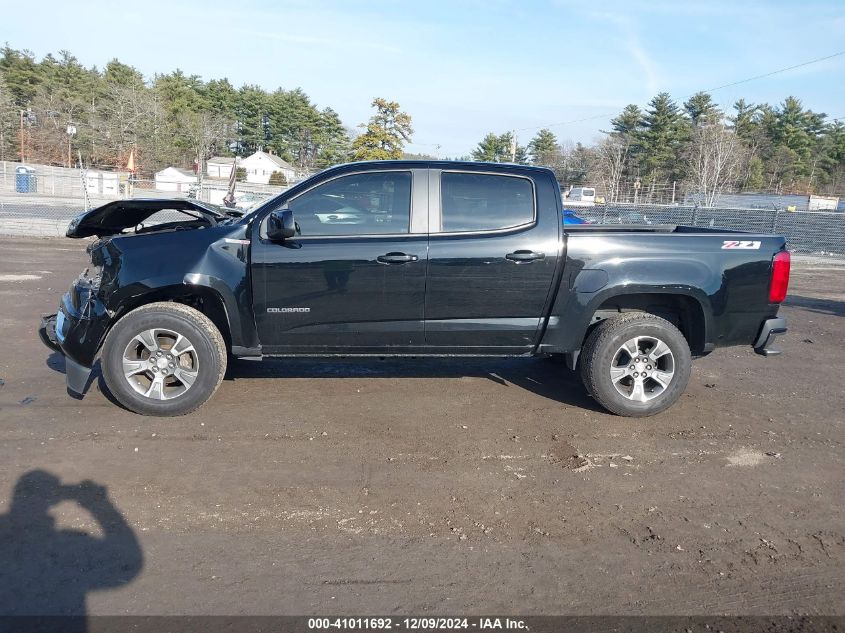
[
  {"left": 154, "top": 166, "right": 196, "bottom": 192},
  {"left": 206, "top": 151, "right": 297, "bottom": 185},
  {"left": 248, "top": 151, "right": 298, "bottom": 185},
  {"left": 206, "top": 156, "right": 236, "bottom": 179}
]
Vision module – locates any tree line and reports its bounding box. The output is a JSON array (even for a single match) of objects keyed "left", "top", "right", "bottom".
[
  {"left": 472, "top": 92, "right": 845, "bottom": 204},
  {"left": 2, "top": 45, "right": 843, "bottom": 203},
  {"left": 0, "top": 46, "right": 414, "bottom": 177}
]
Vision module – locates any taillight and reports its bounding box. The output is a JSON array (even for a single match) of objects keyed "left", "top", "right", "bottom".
[{"left": 769, "top": 251, "right": 790, "bottom": 303}]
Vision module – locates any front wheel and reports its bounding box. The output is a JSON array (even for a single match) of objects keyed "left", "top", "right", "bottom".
[
  {"left": 101, "top": 302, "right": 227, "bottom": 416},
  {"left": 580, "top": 313, "right": 691, "bottom": 417}
]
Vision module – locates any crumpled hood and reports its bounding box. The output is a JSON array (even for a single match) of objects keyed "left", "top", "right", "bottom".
[{"left": 66, "top": 199, "right": 239, "bottom": 238}]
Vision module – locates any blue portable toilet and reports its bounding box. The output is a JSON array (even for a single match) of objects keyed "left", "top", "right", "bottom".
[{"left": 15, "top": 166, "right": 36, "bottom": 193}]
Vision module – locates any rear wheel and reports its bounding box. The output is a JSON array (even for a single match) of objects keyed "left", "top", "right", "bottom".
[
  {"left": 580, "top": 312, "right": 691, "bottom": 417},
  {"left": 101, "top": 302, "right": 226, "bottom": 416}
]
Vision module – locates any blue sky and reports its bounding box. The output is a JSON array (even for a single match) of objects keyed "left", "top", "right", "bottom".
[{"left": 3, "top": 0, "right": 844, "bottom": 156}]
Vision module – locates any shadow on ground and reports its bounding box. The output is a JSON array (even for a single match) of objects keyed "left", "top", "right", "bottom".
[
  {"left": 785, "top": 295, "right": 845, "bottom": 317},
  {"left": 46, "top": 351, "right": 65, "bottom": 374},
  {"left": 43, "top": 342, "right": 600, "bottom": 414},
  {"left": 227, "top": 356, "right": 604, "bottom": 413}
]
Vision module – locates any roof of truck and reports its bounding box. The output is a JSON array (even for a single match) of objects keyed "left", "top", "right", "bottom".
[{"left": 327, "top": 159, "right": 556, "bottom": 175}]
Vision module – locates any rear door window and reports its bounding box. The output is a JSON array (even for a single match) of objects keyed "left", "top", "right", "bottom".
[{"left": 440, "top": 173, "right": 534, "bottom": 233}]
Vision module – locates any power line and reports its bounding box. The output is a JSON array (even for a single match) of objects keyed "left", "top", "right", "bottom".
[
  {"left": 412, "top": 50, "right": 845, "bottom": 154},
  {"left": 701, "top": 50, "right": 845, "bottom": 94},
  {"left": 512, "top": 49, "right": 845, "bottom": 134}
]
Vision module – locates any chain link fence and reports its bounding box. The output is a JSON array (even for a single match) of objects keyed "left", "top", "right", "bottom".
[
  {"left": 1, "top": 160, "right": 844, "bottom": 257},
  {"left": 569, "top": 204, "right": 845, "bottom": 256},
  {"left": 0, "top": 161, "right": 281, "bottom": 237}
]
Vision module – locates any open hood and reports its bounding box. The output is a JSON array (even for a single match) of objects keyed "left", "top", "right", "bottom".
[{"left": 66, "top": 199, "right": 241, "bottom": 238}]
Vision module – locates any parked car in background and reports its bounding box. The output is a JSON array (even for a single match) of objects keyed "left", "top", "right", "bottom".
[
  {"left": 566, "top": 186, "right": 596, "bottom": 204},
  {"left": 563, "top": 209, "right": 594, "bottom": 224}
]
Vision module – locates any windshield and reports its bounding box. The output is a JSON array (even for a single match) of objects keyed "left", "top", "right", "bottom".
[
  {"left": 239, "top": 192, "right": 285, "bottom": 221},
  {"left": 191, "top": 200, "right": 230, "bottom": 216},
  {"left": 241, "top": 196, "right": 274, "bottom": 214}
]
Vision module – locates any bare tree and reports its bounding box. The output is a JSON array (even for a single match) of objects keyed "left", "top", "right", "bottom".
[
  {"left": 594, "top": 135, "right": 630, "bottom": 203},
  {"left": 29, "top": 90, "right": 88, "bottom": 166},
  {"left": 176, "top": 110, "right": 232, "bottom": 187},
  {"left": 0, "top": 76, "right": 16, "bottom": 162},
  {"left": 94, "top": 83, "right": 159, "bottom": 168},
  {"left": 686, "top": 124, "right": 745, "bottom": 207}
]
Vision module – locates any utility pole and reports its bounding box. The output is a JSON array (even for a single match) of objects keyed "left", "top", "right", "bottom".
[
  {"left": 79, "top": 149, "right": 90, "bottom": 211},
  {"left": 19, "top": 109, "right": 25, "bottom": 163},
  {"left": 66, "top": 124, "right": 77, "bottom": 169},
  {"left": 510, "top": 130, "right": 517, "bottom": 163}
]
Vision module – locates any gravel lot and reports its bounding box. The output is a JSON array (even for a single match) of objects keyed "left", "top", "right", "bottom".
[{"left": 0, "top": 237, "right": 843, "bottom": 616}]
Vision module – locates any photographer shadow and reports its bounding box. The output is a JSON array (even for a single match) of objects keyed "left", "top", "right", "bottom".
[{"left": 0, "top": 470, "right": 143, "bottom": 629}]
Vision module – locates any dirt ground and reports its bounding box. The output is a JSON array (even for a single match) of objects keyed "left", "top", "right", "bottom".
[{"left": 0, "top": 236, "right": 842, "bottom": 616}]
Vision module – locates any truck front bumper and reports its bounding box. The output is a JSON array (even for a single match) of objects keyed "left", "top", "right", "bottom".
[
  {"left": 753, "top": 316, "right": 788, "bottom": 357},
  {"left": 38, "top": 275, "right": 110, "bottom": 395},
  {"left": 40, "top": 313, "right": 94, "bottom": 395}
]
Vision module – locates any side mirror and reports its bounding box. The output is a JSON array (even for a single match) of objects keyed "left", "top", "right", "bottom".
[{"left": 267, "top": 208, "right": 297, "bottom": 241}]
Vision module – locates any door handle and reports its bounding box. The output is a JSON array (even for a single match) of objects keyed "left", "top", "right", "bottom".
[
  {"left": 506, "top": 250, "right": 545, "bottom": 263},
  {"left": 377, "top": 252, "right": 419, "bottom": 264}
]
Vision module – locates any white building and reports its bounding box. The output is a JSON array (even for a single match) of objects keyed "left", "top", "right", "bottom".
[
  {"left": 206, "top": 151, "right": 297, "bottom": 185},
  {"left": 206, "top": 156, "right": 235, "bottom": 179},
  {"left": 241, "top": 151, "right": 296, "bottom": 185},
  {"left": 154, "top": 167, "right": 196, "bottom": 192},
  {"left": 84, "top": 171, "right": 121, "bottom": 197}
]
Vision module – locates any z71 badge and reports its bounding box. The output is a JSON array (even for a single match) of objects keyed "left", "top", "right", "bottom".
[{"left": 722, "top": 240, "right": 761, "bottom": 250}]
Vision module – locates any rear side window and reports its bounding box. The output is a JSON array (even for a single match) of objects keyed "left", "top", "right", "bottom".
[{"left": 440, "top": 173, "right": 534, "bottom": 232}]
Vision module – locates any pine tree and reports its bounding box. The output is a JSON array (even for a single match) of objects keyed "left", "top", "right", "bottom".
[
  {"left": 0, "top": 46, "right": 41, "bottom": 106},
  {"left": 103, "top": 59, "right": 145, "bottom": 89},
  {"left": 610, "top": 104, "right": 643, "bottom": 136},
  {"left": 729, "top": 99, "right": 759, "bottom": 142},
  {"left": 472, "top": 132, "right": 507, "bottom": 162},
  {"left": 683, "top": 92, "right": 722, "bottom": 126},
  {"left": 315, "top": 107, "right": 351, "bottom": 168},
  {"left": 471, "top": 132, "right": 527, "bottom": 163},
  {"left": 351, "top": 98, "right": 412, "bottom": 161},
  {"left": 235, "top": 85, "right": 268, "bottom": 155},
  {"left": 638, "top": 92, "right": 686, "bottom": 186},
  {"left": 528, "top": 128, "right": 560, "bottom": 166}
]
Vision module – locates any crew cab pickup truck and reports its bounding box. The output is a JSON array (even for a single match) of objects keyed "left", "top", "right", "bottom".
[{"left": 40, "top": 161, "right": 790, "bottom": 417}]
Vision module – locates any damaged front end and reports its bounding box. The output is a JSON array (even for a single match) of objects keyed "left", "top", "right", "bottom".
[
  {"left": 40, "top": 198, "right": 258, "bottom": 397},
  {"left": 40, "top": 263, "right": 110, "bottom": 394}
]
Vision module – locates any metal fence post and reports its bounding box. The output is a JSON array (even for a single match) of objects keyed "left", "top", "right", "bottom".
[{"left": 771, "top": 209, "right": 780, "bottom": 233}]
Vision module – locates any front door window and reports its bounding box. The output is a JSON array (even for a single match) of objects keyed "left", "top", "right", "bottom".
[{"left": 288, "top": 171, "right": 412, "bottom": 236}]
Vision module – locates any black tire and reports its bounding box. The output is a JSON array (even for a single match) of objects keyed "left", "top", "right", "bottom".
[
  {"left": 580, "top": 312, "right": 691, "bottom": 417},
  {"left": 101, "top": 302, "right": 227, "bottom": 416}
]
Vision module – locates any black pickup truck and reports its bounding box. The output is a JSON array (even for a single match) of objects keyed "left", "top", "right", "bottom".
[{"left": 40, "top": 160, "right": 790, "bottom": 417}]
